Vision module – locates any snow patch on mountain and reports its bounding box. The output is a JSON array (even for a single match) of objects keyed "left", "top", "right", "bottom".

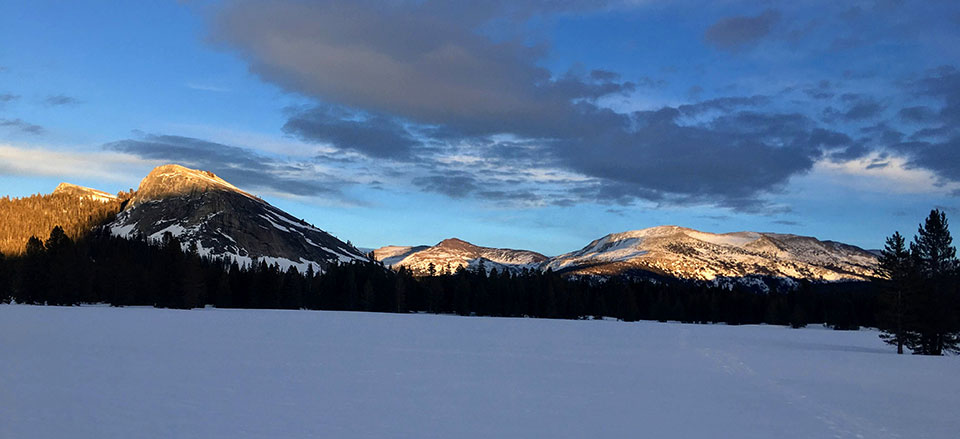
[
  {"left": 373, "top": 238, "right": 547, "bottom": 275},
  {"left": 545, "top": 226, "right": 878, "bottom": 283},
  {"left": 105, "top": 164, "right": 369, "bottom": 273},
  {"left": 52, "top": 182, "right": 118, "bottom": 203}
]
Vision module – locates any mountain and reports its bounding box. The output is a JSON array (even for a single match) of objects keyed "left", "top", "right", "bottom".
[
  {"left": 372, "top": 238, "right": 548, "bottom": 275},
  {"left": 544, "top": 226, "right": 878, "bottom": 283},
  {"left": 372, "top": 245, "right": 431, "bottom": 266},
  {"left": 106, "top": 164, "right": 367, "bottom": 271},
  {"left": 0, "top": 183, "right": 122, "bottom": 255},
  {"left": 52, "top": 183, "right": 118, "bottom": 203}
]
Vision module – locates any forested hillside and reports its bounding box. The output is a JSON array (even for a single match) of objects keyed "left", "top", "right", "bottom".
[{"left": 0, "top": 188, "right": 127, "bottom": 255}]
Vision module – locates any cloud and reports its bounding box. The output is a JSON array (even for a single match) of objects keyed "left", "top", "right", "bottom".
[
  {"left": 0, "top": 144, "right": 154, "bottom": 183},
  {"left": 803, "top": 80, "right": 834, "bottom": 100},
  {"left": 282, "top": 105, "right": 420, "bottom": 159},
  {"left": 898, "top": 106, "right": 937, "bottom": 123},
  {"left": 43, "top": 94, "right": 82, "bottom": 106},
  {"left": 0, "top": 118, "right": 44, "bottom": 134},
  {"left": 206, "top": 1, "right": 887, "bottom": 212},
  {"left": 890, "top": 66, "right": 960, "bottom": 185},
  {"left": 678, "top": 95, "right": 770, "bottom": 116},
  {"left": 412, "top": 172, "right": 478, "bottom": 198},
  {"left": 0, "top": 93, "right": 18, "bottom": 103},
  {"left": 210, "top": 0, "right": 633, "bottom": 136},
  {"left": 842, "top": 98, "right": 884, "bottom": 121},
  {"left": 104, "top": 134, "right": 346, "bottom": 198},
  {"left": 703, "top": 9, "right": 780, "bottom": 50},
  {"left": 811, "top": 151, "right": 960, "bottom": 195},
  {"left": 773, "top": 220, "right": 800, "bottom": 226}
]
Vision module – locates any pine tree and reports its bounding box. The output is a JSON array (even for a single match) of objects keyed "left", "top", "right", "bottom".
[
  {"left": 876, "top": 231, "right": 913, "bottom": 354},
  {"left": 19, "top": 236, "right": 48, "bottom": 304},
  {"left": 908, "top": 209, "right": 960, "bottom": 355},
  {"left": 0, "top": 250, "right": 8, "bottom": 304}
]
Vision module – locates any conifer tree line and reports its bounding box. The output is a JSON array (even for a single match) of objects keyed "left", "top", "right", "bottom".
[
  {"left": 0, "top": 226, "right": 877, "bottom": 330},
  {"left": 0, "top": 209, "right": 957, "bottom": 355},
  {"left": 875, "top": 209, "right": 960, "bottom": 355}
]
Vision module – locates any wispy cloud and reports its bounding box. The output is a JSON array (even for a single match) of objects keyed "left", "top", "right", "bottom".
[
  {"left": 704, "top": 9, "right": 780, "bottom": 50},
  {"left": 104, "top": 133, "right": 350, "bottom": 200},
  {"left": 0, "top": 143, "right": 156, "bottom": 183},
  {"left": 0, "top": 119, "right": 44, "bottom": 135},
  {"left": 43, "top": 94, "right": 82, "bottom": 106}
]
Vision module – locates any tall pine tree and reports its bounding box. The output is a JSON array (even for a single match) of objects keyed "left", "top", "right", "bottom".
[
  {"left": 876, "top": 231, "right": 912, "bottom": 354},
  {"left": 908, "top": 209, "right": 959, "bottom": 355}
]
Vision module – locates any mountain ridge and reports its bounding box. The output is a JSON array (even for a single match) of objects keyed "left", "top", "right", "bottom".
[
  {"left": 106, "top": 164, "right": 366, "bottom": 272},
  {"left": 544, "top": 225, "right": 878, "bottom": 282},
  {"left": 373, "top": 238, "right": 548, "bottom": 275},
  {"left": 1, "top": 164, "right": 879, "bottom": 284},
  {"left": 373, "top": 225, "right": 878, "bottom": 285}
]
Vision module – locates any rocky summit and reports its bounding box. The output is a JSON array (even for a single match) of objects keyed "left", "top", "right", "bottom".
[
  {"left": 373, "top": 238, "right": 548, "bottom": 275},
  {"left": 106, "top": 164, "right": 366, "bottom": 272}
]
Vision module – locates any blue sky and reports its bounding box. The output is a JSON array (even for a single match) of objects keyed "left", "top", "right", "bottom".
[{"left": 1, "top": 0, "right": 959, "bottom": 255}]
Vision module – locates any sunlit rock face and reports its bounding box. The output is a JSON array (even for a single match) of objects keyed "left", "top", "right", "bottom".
[
  {"left": 544, "top": 226, "right": 878, "bottom": 284},
  {"left": 373, "top": 238, "right": 548, "bottom": 275},
  {"left": 52, "top": 182, "right": 118, "bottom": 203},
  {"left": 107, "top": 164, "right": 367, "bottom": 272}
]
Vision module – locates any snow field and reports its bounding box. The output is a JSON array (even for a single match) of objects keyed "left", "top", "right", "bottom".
[{"left": 1, "top": 305, "right": 957, "bottom": 438}]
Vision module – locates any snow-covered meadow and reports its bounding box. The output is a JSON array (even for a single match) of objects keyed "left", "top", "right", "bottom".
[{"left": 1, "top": 305, "right": 957, "bottom": 438}]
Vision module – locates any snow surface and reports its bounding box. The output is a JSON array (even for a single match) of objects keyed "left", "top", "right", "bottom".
[{"left": 1, "top": 305, "right": 958, "bottom": 439}]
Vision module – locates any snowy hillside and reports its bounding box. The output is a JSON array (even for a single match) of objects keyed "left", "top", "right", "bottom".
[
  {"left": 545, "top": 226, "right": 878, "bottom": 282},
  {"left": 107, "top": 164, "right": 367, "bottom": 272},
  {"left": 372, "top": 244, "right": 430, "bottom": 266},
  {"left": 1, "top": 305, "right": 957, "bottom": 439},
  {"left": 373, "top": 238, "right": 547, "bottom": 274},
  {"left": 51, "top": 182, "right": 118, "bottom": 203}
]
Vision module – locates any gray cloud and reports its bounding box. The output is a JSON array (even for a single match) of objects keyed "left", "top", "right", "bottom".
[
  {"left": 891, "top": 66, "right": 960, "bottom": 183},
  {"left": 211, "top": 0, "right": 632, "bottom": 137},
  {"left": 899, "top": 105, "right": 938, "bottom": 123},
  {"left": 803, "top": 80, "right": 834, "bottom": 100},
  {"left": 207, "top": 1, "right": 881, "bottom": 212},
  {"left": 773, "top": 219, "right": 800, "bottom": 226},
  {"left": 283, "top": 105, "right": 419, "bottom": 159},
  {"left": 0, "top": 93, "right": 18, "bottom": 103},
  {"left": 412, "top": 172, "right": 478, "bottom": 198},
  {"left": 44, "top": 94, "right": 81, "bottom": 106},
  {"left": 0, "top": 118, "right": 44, "bottom": 134},
  {"left": 678, "top": 95, "right": 770, "bottom": 116},
  {"left": 104, "top": 134, "right": 344, "bottom": 197},
  {"left": 704, "top": 9, "right": 780, "bottom": 50},
  {"left": 842, "top": 99, "right": 885, "bottom": 121}
]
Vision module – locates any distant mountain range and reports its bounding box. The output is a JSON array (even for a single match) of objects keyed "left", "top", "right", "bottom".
[
  {"left": 1, "top": 163, "right": 879, "bottom": 283},
  {"left": 373, "top": 226, "right": 878, "bottom": 284}
]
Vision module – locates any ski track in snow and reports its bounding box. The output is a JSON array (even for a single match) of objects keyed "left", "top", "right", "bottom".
[{"left": 1, "top": 305, "right": 957, "bottom": 439}]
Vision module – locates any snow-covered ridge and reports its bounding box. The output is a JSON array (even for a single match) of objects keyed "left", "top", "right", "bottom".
[
  {"left": 52, "top": 182, "right": 118, "bottom": 203},
  {"left": 373, "top": 238, "right": 547, "bottom": 275},
  {"left": 545, "top": 225, "right": 878, "bottom": 282}
]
